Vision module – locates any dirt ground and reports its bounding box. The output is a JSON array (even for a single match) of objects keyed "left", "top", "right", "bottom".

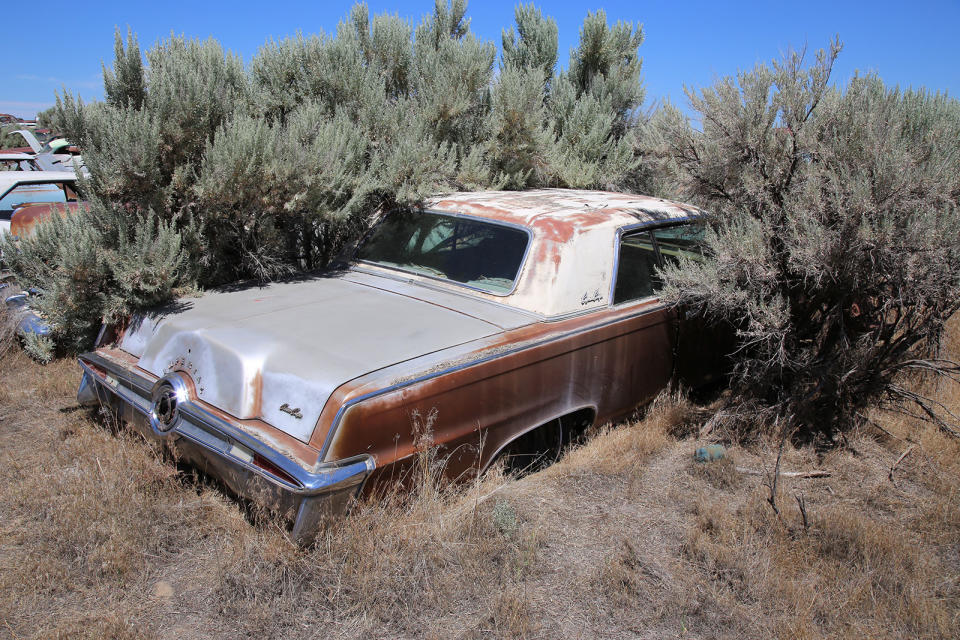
[{"left": 0, "top": 320, "right": 958, "bottom": 639}]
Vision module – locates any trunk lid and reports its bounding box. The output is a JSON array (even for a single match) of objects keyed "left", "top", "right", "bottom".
[{"left": 121, "top": 272, "right": 532, "bottom": 442}]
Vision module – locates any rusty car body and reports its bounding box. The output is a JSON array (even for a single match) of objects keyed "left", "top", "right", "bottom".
[
  {"left": 76, "top": 189, "right": 714, "bottom": 542},
  {"left": 0, "top": 172, "right": 83, "bottom": 336},
  {"left": 0, "top": 171, "right": 80, "bottom": 237}
]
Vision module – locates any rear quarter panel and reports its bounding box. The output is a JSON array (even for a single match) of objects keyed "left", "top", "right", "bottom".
[{"left": 323, "top": 300, "right": 674, "bottom": 488}]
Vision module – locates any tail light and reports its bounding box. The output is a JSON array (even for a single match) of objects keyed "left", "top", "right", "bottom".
[{"left": 252, "top": 453, "right": 300, "bottom": 487}]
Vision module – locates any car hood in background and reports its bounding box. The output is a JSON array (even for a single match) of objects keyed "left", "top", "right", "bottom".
[{"left": 121, "top": 270, "right": 536, "bottom": 442}]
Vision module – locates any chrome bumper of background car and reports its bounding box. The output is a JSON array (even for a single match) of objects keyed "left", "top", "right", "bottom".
[{"left": 77, "top": 353, "right": 374, "bottom": 544}]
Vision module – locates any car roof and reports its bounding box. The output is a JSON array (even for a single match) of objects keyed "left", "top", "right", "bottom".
[
  {"left": 0, "top": 170, "right": 76, "bottom": 183},
  {"left": 407, "top": 189, "right": 709, "bottom": 317},
  {"left": 0, "top": 171, "right": 78, "bottom": 197},
  {"left": 424, "top": 189, "right": 706, "bottom": 232}
]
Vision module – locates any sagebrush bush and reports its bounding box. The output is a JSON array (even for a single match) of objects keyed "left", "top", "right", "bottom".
[
  {"left": 0, "top": 200, "right": 191, "bottom": 353},
  {"left": 655, "top": 41, "right": 960, "bottom": 440},
  {"left": 16, "top": 0, "right": 647, "bottom": 352}
]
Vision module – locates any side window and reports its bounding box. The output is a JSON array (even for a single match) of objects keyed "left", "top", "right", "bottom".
[
  {"left": 612, "top": 222, "right": 707, "bottom": 306},
  {"left": 613, "top": 231, "right": 659, "bottom": 304},
  {"left": 0, "top": 183, "right": 67, "bottom": 213},
  {"left": 651, "top": 224, "right": 706, "bottom": 267}
]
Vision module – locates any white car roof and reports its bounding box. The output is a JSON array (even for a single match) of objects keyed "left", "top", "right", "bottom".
[
  {"left": 11, "top": 129, "right": 42, "bottom": 153},
  {"left": 0, "top": 171, "right": 78, "bottom": 196},
  {"left": 414, "top": 189, "right": 708, "bottom": 316}
]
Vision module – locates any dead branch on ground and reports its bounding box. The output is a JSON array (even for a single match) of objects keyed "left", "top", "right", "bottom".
[
  {"left": 739, "top": 467, "right": 830, "bottom": 478},
  {"left": 888, "top": 444, "right": 915, "bottom": 483}
]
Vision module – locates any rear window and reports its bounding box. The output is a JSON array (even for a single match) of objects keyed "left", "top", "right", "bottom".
[{"left": 356, "top": 210, "right": 529, "bottom": 294}]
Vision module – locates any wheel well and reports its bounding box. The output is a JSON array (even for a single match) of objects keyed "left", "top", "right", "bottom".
[
  {"left": 489, "top": 407, "right": 597, "bottom": 475},
  {"left": 558, "top": 407, "right": 596, "bottom": 445}
]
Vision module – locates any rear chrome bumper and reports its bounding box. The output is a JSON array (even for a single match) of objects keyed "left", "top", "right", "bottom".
[{"left": 77, "top": 352, "right": 374, "bottom": 544}]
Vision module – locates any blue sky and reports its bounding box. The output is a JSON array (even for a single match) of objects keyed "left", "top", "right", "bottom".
[{"left": 3, "top": 0, "right": 958, "bottom": 119}]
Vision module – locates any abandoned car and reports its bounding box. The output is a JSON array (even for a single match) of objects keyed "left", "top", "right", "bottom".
[
  {"left": 0, "top": 171, "right": 80, "bottom": 236},
  {"left": 6, "top": 129, "right": 87, "bottom": 175},
  {"left": 77, "top": 189, "right": 714, "bottom": 542},
  {"left": 0, "top": 153, "right": 42, "bottom": 172}
]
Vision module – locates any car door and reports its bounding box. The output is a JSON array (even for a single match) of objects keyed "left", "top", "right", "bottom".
[
  {"left": 596, "top": 227, "right": 677, "bottom": 419},
  {"left": 646, "top": 223, "right": 733, "bottom": 389}
]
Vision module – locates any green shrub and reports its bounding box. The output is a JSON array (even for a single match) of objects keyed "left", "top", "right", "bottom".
[
  {"left": 23, "top": 1, "right": 648, "bottom": 353},
  {"left": 0, "top": 125, "right": 29, "bottom": 150},
  {"left": 0, "top": 200, "right": 191, "bottom": 353},
  {"left": 656, "top": 41, "right": 960, "bottom": 440}
]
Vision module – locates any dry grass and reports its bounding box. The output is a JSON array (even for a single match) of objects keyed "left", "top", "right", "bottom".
[
  {"left": 0, "top": 346, "right": 552, "bottom": 639},
  {"left": 0, "top": 319, "right": 958, "bottom": 638},
  {"left": 678, "top": 450, "right": 959, "bottom": 638},
  {"left": 0, "top": 295, "right": 19, "bottom": 360},
  {"left": 552, "top": 390, "right": 687, "bottom": 476}
]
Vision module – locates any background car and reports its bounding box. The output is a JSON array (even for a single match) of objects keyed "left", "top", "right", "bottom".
[
  {"left": 0, "top": 153, "right": 42, "bottom": 172},
  {"left": 0, "top": 171, "right": 80, "bottom": 236}
]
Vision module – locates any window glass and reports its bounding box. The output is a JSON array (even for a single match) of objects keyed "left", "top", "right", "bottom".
[
  {"left": 613, "top": 222, "right": 708, "bottom": 305},
  {"left": 0, "top": 182, "right": 67, "bottom": 213},
  {"left": 356, "top": 210, "right": 529, "bottom": 294},
  {"left": 613, "top": 231, "right": 659, "bottom": 304},
  {"left": 652, "top": 224, "right": 707, "bottom": 267}
]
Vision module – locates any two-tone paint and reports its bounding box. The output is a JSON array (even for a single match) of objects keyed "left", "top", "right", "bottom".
[
  {"left": 0, "top": 171, "right": 78, "bottom": 236},
  {"left": 77, "top": 189, "right": 709, "bottom": 542}
]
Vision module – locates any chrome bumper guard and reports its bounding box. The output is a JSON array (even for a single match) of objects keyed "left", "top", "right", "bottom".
[{"left": 77, "top": 353, "right": 374, "bottom": 544}]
